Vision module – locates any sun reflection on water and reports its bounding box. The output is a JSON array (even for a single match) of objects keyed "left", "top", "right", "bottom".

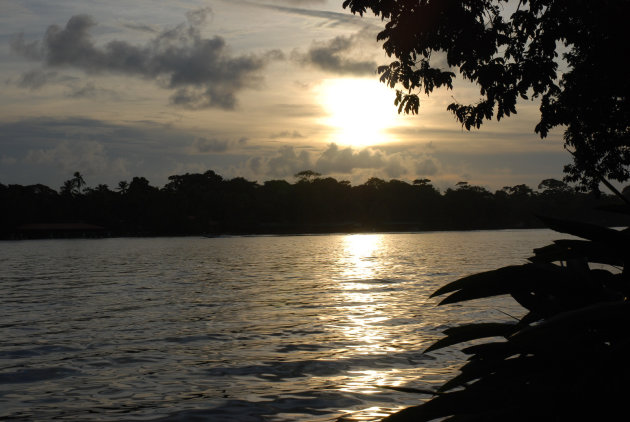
[
  {"left": 339, "top": 369, "right": 406, "bottom": 394},
  {"left": 332, "top": 233, "right": 406, "bottom": 404},
  {"left": 340, "top": 234, "right": 383, "bottom": 281},
  {"left": 335, "top": 234, "right": 394, "bottom": 357}
]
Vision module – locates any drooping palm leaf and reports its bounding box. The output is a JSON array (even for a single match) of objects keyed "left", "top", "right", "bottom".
[
  {"left": 529, "top": 239, "right": 624, "bottom": 266},
  {"left": 537, "top": 215, "right": 630, "bottom": 247},
  {"left": 431, "top": 263, "right": 563, "bottom": 302},
  {"left": 424, "top": 322, "right": 517, "bottom": 353}
]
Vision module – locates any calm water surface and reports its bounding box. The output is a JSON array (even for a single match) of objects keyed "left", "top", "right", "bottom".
[{"left": 1, "top": 230, "right": 563, "bottom": 421}]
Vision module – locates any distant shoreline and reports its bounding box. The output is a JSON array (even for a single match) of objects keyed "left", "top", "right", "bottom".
[
  {"left": 0, "top": 221, "right": 566, "bottom": 241},
  {"left": 4, "top": 173, "right": 629, "bottom": 241}
]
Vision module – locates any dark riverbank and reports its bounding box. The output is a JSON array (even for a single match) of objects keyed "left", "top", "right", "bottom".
[
  {"left": 3, "top": 172, "right": 629, "bottom": 240},
  {"left": 2, "top": 218, "right": 621, "bottom": 240}
]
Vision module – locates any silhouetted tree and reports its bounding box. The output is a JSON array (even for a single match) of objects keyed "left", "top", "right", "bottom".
[
  {"left": 444, "top": 182, "right": 495, "bottom": 229},
  {"left": 413, "top": 179, "right": 442, "bottom": 228},
  {"left": 343, "top": 0, "right": 630, "bottom": 189},
  {"left": 83, "top": 184, "right": 117, "bottom": 227},
  {"left": 59, "top": 172, "right": 86, "bottom": 196},
  {"left": 538, "top": 178, "right": 572, "bottom": 195},
  {"left": 123, "top": 177, "right": 162, "bottom": 234},
  {"left": 258, "top": 180, "right": 296, "bottom": 224},
  {"left": 60, "top": 180, "right": 75, "bottom": 197},
  {"left": 294, "top": 170, "right": 321, "bottom": 183},
  {"left": 163, "top": 170, "right": 224, "bottom": 230},
  {"left": 412, "top": 178, "right": 431, "bottom": 187},
  {"left": 116, "top": 180, "right": 129, "bottom": 194},
  {"left": 505, "top": 184, "right": 534, "bottom": 198},
  {"left": 72, "top": 172, "right": 85, "bottom": 193},
  {"left": 222, "top": 177, "right": 259, "bottom": 226}
]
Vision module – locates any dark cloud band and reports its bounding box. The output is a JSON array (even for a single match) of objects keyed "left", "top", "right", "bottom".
[{"left": 10, "top": 9, "right": 283, "bottom": 109}]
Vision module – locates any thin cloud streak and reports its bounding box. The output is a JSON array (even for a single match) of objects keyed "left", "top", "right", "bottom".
[{"left": 227, "top": 0, "right": 372, "bottom": 28}]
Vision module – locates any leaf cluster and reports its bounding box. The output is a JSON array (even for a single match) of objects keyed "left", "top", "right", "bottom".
[
  {"left": 343, "top": 0, "right": 630, "bottom": 190},
  {"left": 383, "top": 206, "right": 630, "bottom": 420}
]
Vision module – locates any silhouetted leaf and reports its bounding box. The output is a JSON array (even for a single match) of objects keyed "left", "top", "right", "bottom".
[
  {"left": 438, "top": 359, "right": 495, "bottom": 392},
  {"left": 510, "top": 301, "right": 630, "bottom": 348},
  {"left": 537, "top": 215, "right": 630, "bottom": 246},
  {"left": 434, "top": 263, "right": 571, "bottom": 305},
  {"left": 439, "top": 354, "right": 542, "bottom": 393},
  {"left": 596, "top": 203, "right": 630, "bottom": 215},
  {"left": 431, "top": 264, "right": 543, "bottom": 298},
  {"left": 529, "top": 239, "right": 624, "bottom": 266},
  {"left": 424, "top": 323, "right": 516, "bottom": 353},
  {"left": 380, "top": 385, "right": 440, "bottom": 395},
  {"left": 461, "top": 341, "right": 516, "bottom": 360}
]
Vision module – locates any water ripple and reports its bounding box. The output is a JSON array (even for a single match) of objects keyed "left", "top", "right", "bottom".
[{"left": 0, "top": 230, "right": 559, "bottom": 420}]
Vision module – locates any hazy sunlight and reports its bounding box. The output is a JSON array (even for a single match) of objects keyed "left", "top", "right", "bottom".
[{"left": 318, "top": 78, "right": 399, "bottom": 147}]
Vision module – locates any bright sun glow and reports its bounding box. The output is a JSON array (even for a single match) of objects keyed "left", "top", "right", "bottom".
[{"left": 318, "top": 78, "right": 400, "bottom": 147}]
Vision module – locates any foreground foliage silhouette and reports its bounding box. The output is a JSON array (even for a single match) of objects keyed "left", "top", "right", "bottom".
[
  {"left": 343, "top": 0, "right": 630, "bottom": 190},
  {"left": 381, "top": 196, "right": 630, "bottom": 421}
]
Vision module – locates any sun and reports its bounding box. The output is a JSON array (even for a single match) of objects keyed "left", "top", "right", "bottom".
[{"left": 318, "top": 78, "right": 400, "bottom": 147}]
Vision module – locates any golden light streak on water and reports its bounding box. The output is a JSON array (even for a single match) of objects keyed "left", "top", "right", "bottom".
[
  {"left": 340, "top": 234, "right": 384, "bottom": 281},
  {"left": 333, "top": 233, "right": 406, "bottom": 412}
]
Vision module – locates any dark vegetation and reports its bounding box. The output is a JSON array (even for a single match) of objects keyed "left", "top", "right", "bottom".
[
  {"left": 383, "top": 207, "right": 630, "bottom": 421},
  {"left": 1, "top": 170, "right": 628, "bottom": 239},
  {"left": 343, "top": 0, "right": 630, "bottom": 191},
  {"left": 341, "top": 0, "right": 630, "bottom": 420}
]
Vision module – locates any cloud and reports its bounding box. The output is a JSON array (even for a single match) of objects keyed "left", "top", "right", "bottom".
[
  {"left": 258, "top": 1, "right": 367, "bottom": 27},
  {"left": 11, "top": 9, "right": 282, "bottom": 109},
  {"left": 0, "top": 116, "right": 216, "bottom": 187},
  {"left": 269, "top": 130, "right": 304, "bottom": 139},
  {"left": 67, "top": 82, "right": 97, "bottom": 98},
  {"left": 271, "top": 103, "right": 322, "bottom": 118},
  {"left": 192, "top": 137, "right": 230, "bottom": 153},
  {"left": 25, "top": 139, "right": 129, "bottom": 179},
  {"left": 313, "top": 144, "right": 443, "bottom": 180},
  {"left": 17, "top": 69, "right": 57, "bottom": 90},
  {"left": 1, "top": 155, "right": 18, "bottom": 165},
  {"left": 314, "top": 143, "right": 385, "bottom": 173},
  {"left": 248, "top": 143, "right": 429, "bottom": 181},
  {"left": 293, "top": 31, "right": 377, "bottom": 75},
  {"left": 248, "top": 156, "right": 262, "bottom": 173},
  {"left": 10, "top": 34, "right": 43, "bottom": 60},
  {"left": 191, "top": 136, "right": 248, "bottom": 153},
  {"left": 415, "top": 157, "right": 439, "bottom": 176},
  {"left": 384, "top": 157, "right": 407, "bottom": 178},
  {"left": 268, "top": 0, "right": 326, "bottom": 4},
  {"left": 66, "top": 81, "right": 119, "bottom": 99},
  {"left": 121, "top": 22, "right": 159, "bottom": 34},
  {"left": 249, "top": 145, "right": 312, "bottom": 177},
  {"left": 233, "top": 1, "right": 365, "bottom": 27}
]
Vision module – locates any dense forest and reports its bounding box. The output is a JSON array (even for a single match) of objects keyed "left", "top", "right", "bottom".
[{"left": 2, "top": 170, "right": 628, "bottom": 239}]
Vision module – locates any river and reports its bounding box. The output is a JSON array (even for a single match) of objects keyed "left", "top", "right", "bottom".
[{"left": 1, "top": 229, "right": 564, "bottom": 421}]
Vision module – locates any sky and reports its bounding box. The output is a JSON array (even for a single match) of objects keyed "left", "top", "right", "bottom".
[{"left": 0, "top": 0, "right": 571, "bottom": 192}]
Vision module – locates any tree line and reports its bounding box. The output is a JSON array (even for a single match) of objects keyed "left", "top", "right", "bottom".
[{"left": 1, "top": 170, "right": 628, "bottom": 238}]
